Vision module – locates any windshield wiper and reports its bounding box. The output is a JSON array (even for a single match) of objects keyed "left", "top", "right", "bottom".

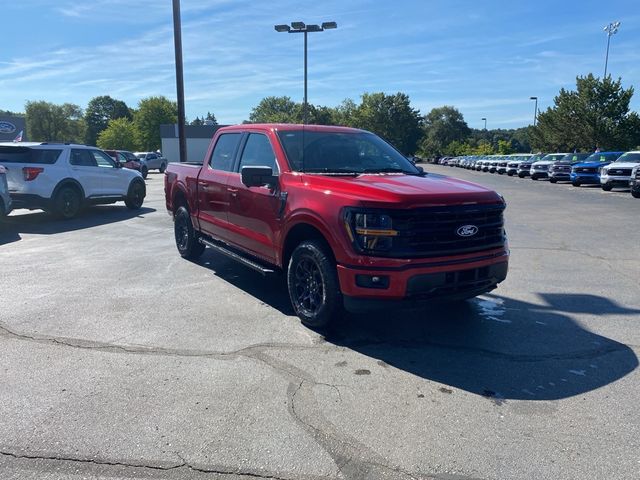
[
  {"left": 362, "top": 167, "right": 425, "bottom": 176},
  {"left": 301, "top": 168, "right": 360, "bottom": 176}
]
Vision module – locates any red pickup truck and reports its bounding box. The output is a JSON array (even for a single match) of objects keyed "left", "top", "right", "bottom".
[{"left": 165, "top": 124, "right": 508, "bottom": 328}]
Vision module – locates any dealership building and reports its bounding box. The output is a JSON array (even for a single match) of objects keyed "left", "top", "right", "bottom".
[
  {"left": 0, "top": 115, "right": 26, "bottom": 142},
  {"left": 160, "top": 124, "right": 227, "bottom": 163}
]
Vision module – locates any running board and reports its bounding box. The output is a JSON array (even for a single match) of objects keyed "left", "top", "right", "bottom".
[{"left": 199, "top": 238, "right": 275, "bottom": 276}]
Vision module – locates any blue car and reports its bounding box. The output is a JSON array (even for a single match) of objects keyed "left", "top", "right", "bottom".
[{"left": 569, "top": 152, "right": 623, "bottom": 187}]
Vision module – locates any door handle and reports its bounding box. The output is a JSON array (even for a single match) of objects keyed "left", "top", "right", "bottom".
[{"left": 227, "top": 187, "right": 238, "bottom": 197}]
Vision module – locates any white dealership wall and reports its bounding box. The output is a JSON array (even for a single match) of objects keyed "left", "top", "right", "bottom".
[{"left": 160, "top": 124, "right": 226, "bottom": 163}]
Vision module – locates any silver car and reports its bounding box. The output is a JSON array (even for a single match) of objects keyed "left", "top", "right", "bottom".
[
  {"left": 0, "top": 164, "right": 12, "bottom": 217},
  {"left": 134, "top": 151, "right": 168, "bottom": 173}
]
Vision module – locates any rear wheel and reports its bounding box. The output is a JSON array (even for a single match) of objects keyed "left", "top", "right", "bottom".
[
  {"left": 174, "top": 206, "right": 205, "bottom": 260},
  {"left": 53, "top": 186, "right": 82, "bottom": 219},
  {"left": 125, "top": 181, "right": 145, "bottom": 209},
  {"left": 287, "top": 240, "right": 343, "bottom": 329}
]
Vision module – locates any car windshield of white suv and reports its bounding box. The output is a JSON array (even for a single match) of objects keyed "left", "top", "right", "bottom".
[
  {"left": 614, "top": 152, "right": 640, "bottom": 162},
  {"left": 277, "top": 130, "right": 422, "bottom": 175},
  {"left": 0, "top": 146, "right": 63, "bottom": 164}
]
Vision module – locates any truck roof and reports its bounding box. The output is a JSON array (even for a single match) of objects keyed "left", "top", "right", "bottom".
[{"left": 219, "top": 124, "right": 367, "bottom": 134}]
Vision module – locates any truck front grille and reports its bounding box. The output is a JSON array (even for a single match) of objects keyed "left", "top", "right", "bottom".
[{"left": 388, "top": 203, "right": 506, "bottom": 258}]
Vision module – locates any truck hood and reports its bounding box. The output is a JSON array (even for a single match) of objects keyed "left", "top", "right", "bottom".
[
  {"left": 297, "top": 172, "right": 503, "bottom": 207},
  {"left": 572, "top": 161, "right": 611, "bottom": 168},
  {"left": 604, "top": 162, "right": 640, "bottom": 169}
]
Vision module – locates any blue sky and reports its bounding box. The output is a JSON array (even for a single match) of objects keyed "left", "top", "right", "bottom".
[{"left": 1, "top": 0, "right": 639, "bottom": 129}]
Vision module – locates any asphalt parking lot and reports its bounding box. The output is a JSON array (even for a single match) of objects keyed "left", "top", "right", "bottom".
[{"left": 1, "top": 166, "right": 639, "bottom": 480}]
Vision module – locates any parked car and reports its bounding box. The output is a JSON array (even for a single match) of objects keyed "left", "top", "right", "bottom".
[
  {"left": 134, "top": 151, "right": 168, "bottom": 173},
  {"left": 600, "top": 151, "right": 640, "bottom": 191},
  {"left": 105, "top": 150, "right": 147, "bottom": 179},
  {"left": 517, "top": 154, "right": 546, "bottom": 178},
  {"left": 547, "top": 153, "right": 591, "bottom": 183},
  {"left": 0, "top": 164, "right": 12, "bottom": 218},
  {"left": 630, "top": 165, "right": 640, "bottom": 198},
  {"left": 530, "top": 153, "right": 568, "bottom": 180},
  {"left": 569, "top": 152, "right": 623, "bottom": 187},
  {"left": 0, "top": 142, "right": 146, "bottom": 219},
  {"left": 165, "top": 124, "right": 509, "bottom": 329},
  {"left": 506, "top": 154, "right": 536, "bottom": 176}
]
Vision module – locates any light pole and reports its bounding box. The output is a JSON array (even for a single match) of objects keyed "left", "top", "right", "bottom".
[
  {"left": 172, "top": 0, "right": 187, "bottom": 163},
  {"left": 530, "top": 96, "right": 538, "bottom": 126},
  {"left": 274, "top": 21, "right": 337, "bottom": 124},
  {"left": 603, "top": 21, "right": 621, "bottom": 78},
  {"left": 481, "top": 117, "right": 487, "bottom": 130}
]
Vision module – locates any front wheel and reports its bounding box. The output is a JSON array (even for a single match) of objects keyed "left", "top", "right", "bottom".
[
  {"left": 602, "top": 184, "right": 613, "bottom": 191},
  {"left": 572, "top": 180, "right": 581, "bottom": 187},
  {"left": 287, "top": 240, "right": 343, "bottom": 329},
  {"left": 518, "top": 173, "right": 525, "bottom": 178},
  {"left": 125, "top": 181, "right": 145, "bottom": 209},
  {"left": 141, "top": 166, "right": 148, "bottom": 179},
  {"left": 159, "top": 162, "right": 167, "bottom": 173},
  {"left": 549, "top": 178, "right": 557, "bottom": 184},
  {"left": 632, "top": 189, "right": 640, "bottom": 199},
  {"left": 174, "top": 206, "right": 205, "bottom": 260}
]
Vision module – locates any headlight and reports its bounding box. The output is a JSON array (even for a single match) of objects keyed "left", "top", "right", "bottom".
[
  {"left": 600, "top": 167, "right": 606, "bottom": 174},
  {"left": 344, "top": 210, "right": 397, "bottom": 253}
]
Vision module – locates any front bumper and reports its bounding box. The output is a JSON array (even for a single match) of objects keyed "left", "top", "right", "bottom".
[
  {"left": 336, "top": 248, "right": 509, "bottom": 303},
  {"left": 549, "top": 171, "right": 571, "bottom": 180},
  {"left": 570, "top": 172, "right": 600, "bottom": 184},
  {"left": 601, "top": 175, "right": 631, "bottom": 187},
  {"left": 530, "top": 169, "right": 549, "bottom": 178}
]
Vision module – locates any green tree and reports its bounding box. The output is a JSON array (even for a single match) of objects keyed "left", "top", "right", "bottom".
[
  {"left": 445, "top": 140, "right": 473, "bottom": 156},
  {"left": 531, "top": 74, "right": 639, "bottom": 151},
  {"left": 497, "top": 139, "right": 514, "bottom": 154},
  {"left": 25, "top": 100, "right": 85, "bottom": 143},
  {"left": 249, "top": 96, "right": 300, "bottom": 123},
  {"left": 420, "top": 106, "right": 470, "bottom": 157},
  {"left": 349, "top": 92, "right": 423, "bottom": 154},
  {"left": 204, "top": 111, "right": 218, "bottom": 125},
  {"left": 473, "top": 140, "right": 494, "bottom": 155},
  {"left": 190, "top": 116, "right": 203, "bottom": 126},
  {"left": 134, "top": 96, "right": 177, "bottom": 151},
  {"left": 96, "top": 118, "right": 139, "bottom": 151},
  {"left": 84, "top": 95, "right": 131, "bottom": 146}
]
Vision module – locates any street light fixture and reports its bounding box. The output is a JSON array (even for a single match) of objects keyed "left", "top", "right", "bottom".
[
  {"left": 603, "top": 21, "right": 621, "bottom": 78},
  {"left": 481, "top": 118, "right": 487, "bottom": 130},
  {"left": 274, "top": 20, "right": 338, "bottom": 124},
  {"left": 530, "top": 96, "right": 538, "bottom": 126}
]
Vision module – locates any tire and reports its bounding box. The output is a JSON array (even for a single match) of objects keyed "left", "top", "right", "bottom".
[
  {"left": 572, "top": 180, "right": 581, "bottom": 187},
  {"left": 159, "top": 162, "right": 167, "bottom": 174},
  {"left": 141, "top": 166, "right": 148, "bottom": 179},
  {"left": 518, "top": 173, "right": 525, "bottom": 178},
  {"left": 507, "top": 172, "right": 513, "bottom": 176},
  {"left": 53, "top": 186, "right": 82, "bottom": 219},
  {"left": 174, "top": 206, "right": 205, "bottom": 260},
  {"left": 125, "top": 181, "right": 145, "bottom": 210},
  {"left": 549, "top": 178, "right": 557, "bottom": 183},
  {"left": 602, "top": 184, "right": 613, "bottom": 192},
  {"left": 287, "top": 240, "right": 343, "bottom": 329},
  {"left": 632, "top": 189, "right": 640, "bottom": 199},
  {"left": 531, "top": 175, "right": 538, "bottom": 181}
]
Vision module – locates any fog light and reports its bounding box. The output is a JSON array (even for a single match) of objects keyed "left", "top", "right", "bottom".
[{"left": 356, "top": 275, "right": 389, "bottom": 289}]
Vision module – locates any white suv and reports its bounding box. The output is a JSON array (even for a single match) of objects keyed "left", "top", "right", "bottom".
[{"left": 0, "top": 142, "right": 146, "bottom": 219}]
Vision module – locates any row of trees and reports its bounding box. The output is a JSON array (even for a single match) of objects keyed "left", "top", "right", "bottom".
[
  {"left": 13, "top": 95, "right": 213, "bottom": 152},
  {"left": 6, "top": 73, "right": 638, "bottom": 156}
]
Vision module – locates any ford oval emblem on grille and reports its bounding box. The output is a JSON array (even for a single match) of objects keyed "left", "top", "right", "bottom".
[
  {"left": 456, "top": 225, "right": 479, "bottom": 237},
  {"left": 0, "top": 121, "right": 16, "bottom": 134}
]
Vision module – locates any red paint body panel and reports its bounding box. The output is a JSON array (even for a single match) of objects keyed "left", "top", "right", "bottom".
[{"left": 165, "top": 124, "right": 509, "bottom": 301}]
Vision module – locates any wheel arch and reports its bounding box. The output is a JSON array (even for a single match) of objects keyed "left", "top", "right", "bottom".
[
  {"left": 281, "top": 221, "right": 337, "bottom": 271},
  {"left": 52, "top": 178, "right": 86, "bottom": 202}
]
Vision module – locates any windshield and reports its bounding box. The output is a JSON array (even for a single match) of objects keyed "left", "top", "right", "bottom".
[
  {"left": 584, "top": 153, "right": 620, "bottom": 163},
  {"left": 614, "top": 152, "right": 640, "bottom": 163},
  {"left": 560, "top": 153, "right": 590, "bottom": 163},
  {"left": 276, "top": 130, "right": 421, "bottom": 175}
]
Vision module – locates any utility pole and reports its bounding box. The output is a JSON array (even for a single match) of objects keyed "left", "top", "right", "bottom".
[{"left": 172, "top": 0, "right": 187, "bottom": 162}]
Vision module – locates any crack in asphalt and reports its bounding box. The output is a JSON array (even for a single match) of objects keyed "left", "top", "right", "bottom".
[
  {"left": 0, "top": 449, "right": 322, "bottom": 480},
  {"left": 0, "top": 321, "right": 630, "bottom": 364}
]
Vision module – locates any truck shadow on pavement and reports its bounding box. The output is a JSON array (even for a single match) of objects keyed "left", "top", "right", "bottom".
[
  {"left": 0, "top": 206, "right": 156, "bottom": 245},
  {"left": 326, "top": 293, "right": 639, "bottom": 401},
  {"left": 194, "top": 253, "right": 638, "bottom": 401}
]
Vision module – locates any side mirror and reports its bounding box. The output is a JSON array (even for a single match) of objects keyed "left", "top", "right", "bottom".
[
  {"left": 114, "top": 161, "right": 122, "bottom": 168},
  {"left": 241, "top": 166, "right": 276, "bottom": 188}
]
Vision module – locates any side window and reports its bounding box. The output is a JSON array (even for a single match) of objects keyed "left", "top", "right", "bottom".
[
  {"left": 91, "top": 150, "right": 116, "bottom": 168},
  {"left": 147, "top": 153, "right": 157, "bottom": 160},
  {"left": 118, "top": 153, "right": 128, "bottom": 162},
  {"left": 238, "top": 134, "right": 278, "bottom": 173},
  {"left": 70, "top": 149, "right": 97, "bottom": 167},
  {"left": 209, "top": 133, "right": 241, "bottom": 172}
]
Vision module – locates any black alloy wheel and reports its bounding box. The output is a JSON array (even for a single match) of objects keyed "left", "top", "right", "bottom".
[
  {"left": 125, "top": 181, "right": 145, "bottom": 209},
  {"left": 287, "top": 240, "right": 342, "bottom": 329},
  {"left": 54, "top": 186, "right": 82, "bottom": 219},
  {"left": 174, "top": 206, "right": 205, "bottom": 259}
]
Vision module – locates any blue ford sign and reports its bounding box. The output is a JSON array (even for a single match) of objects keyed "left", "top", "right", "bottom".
[{"left": 0, "top": 121, "right": 17, "bottom": 134}]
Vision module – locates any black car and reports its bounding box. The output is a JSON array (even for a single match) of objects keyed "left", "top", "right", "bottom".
[{"left": 548, "top": 153, "right": 592, "bottom": 183}]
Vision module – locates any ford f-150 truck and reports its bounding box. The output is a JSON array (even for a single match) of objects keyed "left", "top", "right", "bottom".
[{"left": 165, "top": 124, "right": 509, "bottom": 328}]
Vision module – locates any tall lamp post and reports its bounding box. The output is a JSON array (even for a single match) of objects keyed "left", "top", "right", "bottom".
[
  {"left": 530, "top": 96, "right": 538, "bottom": 126},
  {"left": 274, "top": 21, "right": 337, "bottom": 124},
  {"left": 481, "top": 117, "right": 487, "bottom": 130},
  {"left": 172, "top": 0, "right": 187, "bottom": 163},
  {"left": 603, "top": 21, "right": 621, "bottom": 78}
]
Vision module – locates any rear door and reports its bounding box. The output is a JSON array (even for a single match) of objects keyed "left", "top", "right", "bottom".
[
  {"left": 196, "top": 132, "right": 242, "bottom": 241},
  {"left": 69, "top": 149, "right": 102, "bottom": 197},
  {"left": 225, "top": 132, "right": 282, "bottom": 263}
]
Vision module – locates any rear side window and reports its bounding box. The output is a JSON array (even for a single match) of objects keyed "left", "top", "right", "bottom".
[
  {"left": 210, "top": 133, "right": 241, "bottom": 171},
  {"left": 0, "top": 146, "right": 62, "bottom": 164},
  {"left": 70, "top": 149, "right": 97, "bottom": 167}
]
